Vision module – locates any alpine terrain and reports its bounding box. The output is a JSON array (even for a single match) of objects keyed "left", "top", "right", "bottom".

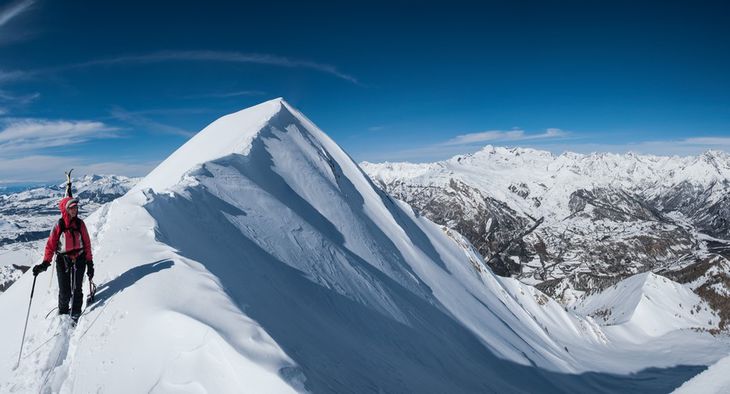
[
  {"left": 0, "top": 175, "right": 138, "bottom": 293},
  {"left": 362, "top": 147, "right": 730, "bottom": 328},
  {"left": 0, "top": 99, "right": 728, "bottom": 393}
]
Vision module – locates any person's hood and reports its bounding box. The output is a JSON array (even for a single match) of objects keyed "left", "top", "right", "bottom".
[{"left": 58, "top": 196, "right": 77, "bottom": 227}]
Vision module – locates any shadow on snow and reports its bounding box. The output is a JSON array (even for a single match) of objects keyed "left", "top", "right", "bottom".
[
  {"left": 142, "top": 106, "right": 704, "bottom": 393},
  {"left": 88, "top": 259, "right": 174, "bottom": 313}
]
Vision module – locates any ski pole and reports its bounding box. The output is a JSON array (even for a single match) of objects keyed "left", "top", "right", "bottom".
[
  {"left": 17, "top": 275, "right": 38, "bottom": 368},
  {"left": 70, "top": 261, "right": 76, "bottom": 320},
  {"left": 49, "top": 259, "right": 54, "bottom": 291}
]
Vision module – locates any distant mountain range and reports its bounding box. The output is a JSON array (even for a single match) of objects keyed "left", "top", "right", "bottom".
[
  {"left": 0, "top": 174, "right": 138, "bottom": 291},
  {"left": 362, "top": 146, "right": 730, "bottom": 328}
]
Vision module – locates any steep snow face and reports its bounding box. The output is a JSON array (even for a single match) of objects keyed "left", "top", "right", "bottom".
[
  {"left": 575, "top": 273, "right": 718, "bottom": 337},
  {"left": 1, "top": 99, "right": 727, "bottom": 393},
  {"left": 673, "top": 355, "right": 730, "bottom": 394},
  {"left": 0, "top": 194, "right": 301, "bottom": 394},
  {"left": 133, "top": 98, "right": 285, "bottom": 193}
]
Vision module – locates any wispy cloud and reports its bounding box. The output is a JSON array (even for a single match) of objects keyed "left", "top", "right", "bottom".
[
  {"left": 52, "top": 50, "right": 360, "bottom": 85},
  {"left": 583, "top": 137, "right": 730, "bottom": 156},
  {"left": 352, "top": 127, "right": 570, "bottom": 162},
  {"left": 0, "top": 69, "right": 28, "bottom": 83},
  {"left": 0, "top": 0, "right": 37, "bottom": 46},
  {"left": 444, "top": 128, "right": 568, "bottom": 146},
  {"left": 356, "top": 144, "right": 484, "bottom": 163},
  {"left": 368, "top": 125, "right": 387, "bottom": 132},
  {"left": 3, "top": 51, "right": 358, "bottom": 89},
  {"left": 76, "top": 160, "right": 157, "bottom": 178},
  {"left": 0, "top": 0, "right": 34, "bottom": 28},
  {"left": 0, "top": 89, "right": 39, "bottom": 104},
  {"left": 0, "top": 89, "right": 40, "bottom": 115},
  {"left": 0, "top": 155, "right": 76, "bottom": 183},
  {"left": 110, "top": 106, "right": 193, "bottom": 137},
  {"left": 0, "top": 118, "right": 118, "bottom": 154},
  {"left": 682, "top": 137, "right": 730, "bottom": 146},
  {"left": 183, "top": 90, "right": 266, "bottom": 99},
  {"left": 512, "top": 136, "right": 730, "bottom": 157},
  {"left": 353, "top": 121, "right": 730, "bottom": 163},
  {"left": 0, "top": 155, "right": 157, "bottom": 183}
]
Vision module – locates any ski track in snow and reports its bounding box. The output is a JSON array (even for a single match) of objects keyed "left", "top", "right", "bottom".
[{"left": 4, "top": 290, "right": 113, "bottom": 393}]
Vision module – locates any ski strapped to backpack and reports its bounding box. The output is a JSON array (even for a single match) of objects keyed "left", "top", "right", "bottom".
[{"left": 64, "top": 168, "right": 73, "bottom": 198}]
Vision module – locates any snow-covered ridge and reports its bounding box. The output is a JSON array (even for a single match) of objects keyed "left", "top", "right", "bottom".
[
  {"left": 1, "top": 99, "right": 728, "bottom": 393},
  {"left": 134, "top": 98, "right": 286, "bottom": 193},
  {"left": 576, "top": 272, "right": 718, "bottom": 337}
]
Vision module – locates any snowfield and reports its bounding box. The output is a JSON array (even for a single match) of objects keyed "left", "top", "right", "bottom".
[{"left": 1, "top": 98, "right": 728, "bottom": 393}]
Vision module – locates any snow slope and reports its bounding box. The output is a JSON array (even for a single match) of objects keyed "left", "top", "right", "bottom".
[
  {"left": 673, "top": 355, "right": 730, "bottom": 394},
  {"left": 576, "top": 272, "right": 718, "bottom": 337},
  {"left": 1, "top": 98, "right": 727, "bottom": 393}
]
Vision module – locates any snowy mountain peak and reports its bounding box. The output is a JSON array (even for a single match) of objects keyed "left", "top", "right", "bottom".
[
  {"left": 576, "top": 272, "right": 718, "bottom": 337},
  {"left": 134, "top": 97, "right": 289, "bottom": 193},
  {"left": 470, "top": 144, "right": 555, "bottom": 159}
]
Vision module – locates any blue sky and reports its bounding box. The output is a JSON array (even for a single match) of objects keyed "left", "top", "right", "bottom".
[{"left": 0, "top": 0, "right": 729, "bottom": 183}]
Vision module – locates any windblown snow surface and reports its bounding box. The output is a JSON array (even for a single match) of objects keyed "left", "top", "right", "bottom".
[{"left": 1, "top": 98, "right": 729, "bottom": 393}]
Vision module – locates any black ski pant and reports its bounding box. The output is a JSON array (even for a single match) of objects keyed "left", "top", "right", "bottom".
[{"left": 56, "top": 255, "right": 87, "bottom": 317}]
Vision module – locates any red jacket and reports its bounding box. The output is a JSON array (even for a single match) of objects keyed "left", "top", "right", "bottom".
[{"left": 43, "top": 196, "right": 93, "bottom": 262}]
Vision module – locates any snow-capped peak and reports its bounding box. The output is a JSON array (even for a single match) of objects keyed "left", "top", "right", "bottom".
[
  {"left": 134, "top": 97, "right": 287, "bottom": 193},
  {"left": 574, "top": 272, "right": 716, "bottom": 337}
]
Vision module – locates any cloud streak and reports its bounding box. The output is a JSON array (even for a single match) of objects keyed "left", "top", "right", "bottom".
[
  {"left": 1, "top": 51, "right": 359, "bottom": 88},
  {"left": 0, "top": 69, "right": 28, "bottom": 83},
  {"left": 110, "top": 106, "right": 194, "bottom": 137},
  {"left": 0, "top": 155, "right": 157, "bottom": 183},
  {"left": 0, "top": 118, "right": 118, "bottom": 154},
  {"left": 0, "top": 89, "right": 39, "bottom": 104},
  {"left": 355, "top": 129, "right": 730, "bottom": 163},
  {"left": 183, "top": 90, "right": 266, "bottom": 99},
  {"left": 682, "top": 137, "right": 730, "bottom": 146},
  {"left": 58, "top": 50, "right": 361, "bottom": 85},
  {"left": 444, "top": 128, "right": 567, "bottom": 146},
  {"left": 0, "top": 0, "right": 34, "bottom": 28}
]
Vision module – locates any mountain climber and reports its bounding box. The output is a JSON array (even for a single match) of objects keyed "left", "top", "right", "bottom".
[{"left": 32, "top": 196, "right": 94, "bottom": 321}]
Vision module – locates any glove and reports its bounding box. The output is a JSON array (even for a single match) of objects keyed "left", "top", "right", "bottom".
[
  {"left": 32, "top": 261, "right": 51, "bottom": 276},
  {"left": 87, "top": 260, "right": 94, "bottom": 280}
]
